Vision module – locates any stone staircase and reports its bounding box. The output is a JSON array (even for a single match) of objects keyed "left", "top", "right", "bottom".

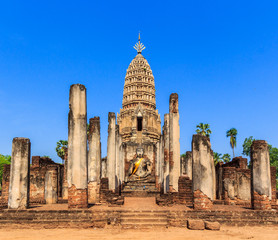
[
  {"left": 121, "top": 182, "right": 160, "bottom": 197},
  {"left": 120, "top": 210, "right": 168, "bottom": 229}
]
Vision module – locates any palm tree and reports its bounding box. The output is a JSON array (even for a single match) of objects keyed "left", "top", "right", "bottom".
[
  {"left": 226, "top": 128, "right": 238, "bottom": 158},
  {"left": 213, "top": 152, "right": 222, "bottom": 165},
  {"left": 196, "top": 123, "right": 212, "bottom": 137},
  {"left": 55, "top": 140, "right": 68, "bottom": 163},
  {"left": 221, "top": 153, "right": 231, "bottom": 163}
]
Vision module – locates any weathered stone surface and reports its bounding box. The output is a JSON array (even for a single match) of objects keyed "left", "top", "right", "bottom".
[
  {"left": 169, "top": 93, "right": 180, "bottom": 192},
  {"left": 251, "top": 140, "right": 272, "bottom": 210},
  {"left": 163, "top": 114, "right": 170, "bottom": 193},
  {"left": 44, "top": 166, "right": 58, "bottom": 204},
  {"left": 192, "top": 134, "right": 215, "bottom": 205},
  {"left": 107, "top": 112, "right": 116, "bottom": 191},
  {"left": 67, "top": 84, "right": 88, "bottom": 208},
  {"left": 187, "top": 219, "right": 205, "bottom": 230},
  {"left": 205, "top": 221, "right": 220, "bottom": 230},
  {"left": 183, "top": 151, "right": 192, "bottom": 180},
  {"left": 88, "top": 117, "right": 101, "bottom": 204},
  {"left": 8, "top": 137, "right": 31, "bottom": 209}
]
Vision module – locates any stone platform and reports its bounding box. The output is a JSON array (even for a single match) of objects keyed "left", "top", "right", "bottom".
[{"left": 0, "top": 202, "right": 278, "bottom": 228}]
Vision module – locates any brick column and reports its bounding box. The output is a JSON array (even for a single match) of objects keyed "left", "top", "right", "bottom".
[
  {"left": 251, "top": 140, "right": 272, "bottom": 210},
  {"left": 115, "top": 124, "right": 124, "bottom": 193},
  {"left": 67, "top": 84, "right": 88, "bottom": 209},
  {"left": 8, "top": 138, "right": 31, "bottom": 209},
  {"left": 169, "top": 93, "right": 180, "bottom": 192},
  {"left": 185, "top": 151, "right": 192, "bottom": 180},
  {"left": 107, "top": 112, "right": 116, "bottom": 191},
  {"left": 88, "top": 117, "right": 101, "bottom": 204},
  {"left": 62, "top": 149, "right": 68, "bottom": 200},
  {"left": 44, "top": 165, "right": 58, "bottom": 204},
  {"left": 192, "top": 134, "right": 215, "bottom": 210},
  {"left": 163, "top": 114, "right": 170, "bottom": 193}
]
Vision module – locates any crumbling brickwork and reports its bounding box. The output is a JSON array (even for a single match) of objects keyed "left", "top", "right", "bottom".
[
  {"left": 0, "top": 164, "right": 10, "bottom": 204},
  {"left": 216, "top": 157, "right": 251, "bottom": 205},
  {"left": 68, "top": 185, "right": 88, "bottom": 209},
  {"left": 156, "top": 176, "right": 193, "bottom": 206},
  {"left": 30, "top": 156, "right": 63, "bottom": 204},
  {"left": 193, "top": 189, "right": 213, "bottom": 210},
  {"left": 270, "top": 166, "right": 277, "bottom": 203},
  {"left": 1, "top": 156, "right": 63, "bottom": 205}
]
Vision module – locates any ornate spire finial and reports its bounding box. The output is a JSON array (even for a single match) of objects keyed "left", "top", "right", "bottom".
[{"left": 133, "top": 32, "right": 145, "bottom": 54}]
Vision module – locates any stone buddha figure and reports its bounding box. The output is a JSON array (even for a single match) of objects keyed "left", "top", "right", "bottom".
[{"left": 127, "top": 148, "right": 152, "bottom": 181}]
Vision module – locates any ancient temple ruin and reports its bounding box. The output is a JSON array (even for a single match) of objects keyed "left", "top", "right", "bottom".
[{"left": 0, "top": 35, "right": 277, "bottom": 228}]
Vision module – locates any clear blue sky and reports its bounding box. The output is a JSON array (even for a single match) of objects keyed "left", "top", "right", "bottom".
[{"left": 1, "top": 1, "right": 278, "bottom": 163}]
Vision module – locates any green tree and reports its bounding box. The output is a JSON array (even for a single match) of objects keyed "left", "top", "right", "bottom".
[
  {"left": 226, "top": 128, "right": 238, "bottom": 158},
  {"left": 55, "top": 140, "right": 68, "bottom": 162},
  {"left": 0, "top": 154, "right": 11, "bottom": 186},
  {"left": 213, "top": 152, "right": 222, "bottom": 165},
  {"left": 196, "top": 123, "right": 212, "bottom": 137},
  {"left": 242, "top": 136, "right": 255, "bottom": 156},
  {"left": 221, "top": 153, "right": 231, "bottom": 163},
  {"left": 243, "top": 136, "right": 278, "bottom": 178}
]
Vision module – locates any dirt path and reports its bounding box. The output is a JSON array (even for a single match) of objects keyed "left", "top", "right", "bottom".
[{"left": 0, "top": 226, "right": 278, "bottom": 240}]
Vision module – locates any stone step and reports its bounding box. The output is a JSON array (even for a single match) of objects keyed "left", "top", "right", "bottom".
[
  {"left": 121, "top": 222, "right": 167, "bottom": 229},
  {"left": 121, "top": 213, "right": 168, "bottom": 219},
  {"left": 121, "top": 218, "right": 167, "bottom": 223}
]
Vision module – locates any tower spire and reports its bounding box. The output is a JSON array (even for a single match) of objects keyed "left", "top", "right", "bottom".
[{"left": 133, "top": 32, "right": 145, "bottom": 54}]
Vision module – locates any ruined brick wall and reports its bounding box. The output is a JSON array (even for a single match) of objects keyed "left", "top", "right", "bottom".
[
  {"left": 270, "top": 166, "right": 277, "bottom": 202},
  {"left": 156, "top": 176, "right": 193, "bottom": 206},
  {"left": 223, "top": 156, "right": 248, "bottom": 169},
  {"left": 0, "top": 164, "right": 10, "bottom": 204},
  {"left": 216, "top": 157, "right": 251, "bottom": 204},
  {"left": 1, "top": 157, "right": 63, "bottom": 205},
  {"left": 30, "top": 156, "right": 63, "bottom": 203},
  {"left": 30, "top": 165, "right": 47, "bottom": 203}
]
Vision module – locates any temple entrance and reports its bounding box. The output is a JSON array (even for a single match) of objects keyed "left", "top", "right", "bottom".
[{"left": 137, "top": 117, "right": 142, "bottom": 131}]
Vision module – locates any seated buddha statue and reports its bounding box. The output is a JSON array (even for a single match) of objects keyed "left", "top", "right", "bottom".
[{"left": 127, "top": 148, "right": 152, "bottom": 181}]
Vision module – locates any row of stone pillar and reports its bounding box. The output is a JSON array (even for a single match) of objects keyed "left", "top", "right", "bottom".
[
  {"left": 8, "top": 84, "right": 102, "bottom": 209},
  {"left": 182, "top": 134, "right": 273, "bottom": 210},
  {"left": 106, "top": 112, "right": 124, "bottom": 192},
  {"left": 67, "top": 84, "right": 101, "bottom": 208}
]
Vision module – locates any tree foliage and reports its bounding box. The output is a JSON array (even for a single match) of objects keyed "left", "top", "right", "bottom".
[
  {"left": 55, "top": 140, "right": 68, "bottom": 161},
  {"left": 213, "top": 152, "right": 231, "bottom": 165},
  {"left": 242, "top": 136, "right": 255, "bottom": 156},
  {"left": 242, "top": 136, "right": 278, "bottom": 177},
  {"left": 222, "top": 153, "right": 231, "bottom": 163},
  {"left": 196, "top": 123, "right": 212, "bottom": 137},
  {"left": 0, "top": 154, "right": 11, "bottom": 185},
  {"left": 226, "top": 128, "right": 238, "bottom": 158},
  {"left": 213, "top": 152, "right": 222, "bottom": 165}
]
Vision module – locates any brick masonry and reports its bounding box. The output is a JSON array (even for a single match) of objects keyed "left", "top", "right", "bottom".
[
  {"left": 0, "top": 209, "right": 278, "bottom": 228},
  {"left": 193, "top": 189, "right": 213, "bottom": 210},
  {"left": 68, "top": 185, "right": 88, "bottom": 209},
  {"left": 1, "top": 156, "right": 63, "bottom": 205},
  {"left": 252, "top": 191, "right": 272, "bottom": 210},
  {"left": 156, "top": 176, "right": 193, "bottom": 206},
  {"left": 216, "top": 157, "right": 251, "bottom": 205},
  {"left": 270, "top": 166, "right": 277, "bottom": 203}
]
